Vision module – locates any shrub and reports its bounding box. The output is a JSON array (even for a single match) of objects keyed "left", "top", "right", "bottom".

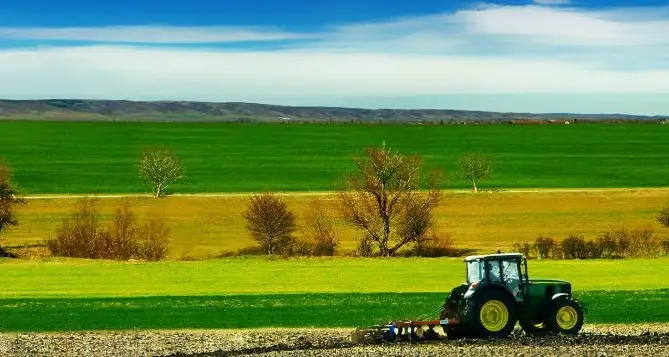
[
  {"left": 412, "top": 230, "right": 455, "bottom": 257},
  {"left": 47, "top": 199, "right": 107, "bottom": 259},
  {"left": 135, "top": 218, "right": 170, "bottom": 261},
  {"left": 628, "top": 227, "right": 660, "bottom": 258},
  {"left": 303, "top": 200, "right": 338, "bottom": 256},
  {"left": 512, "top": 241, "right": 532, "bottom": 258},
  {"left": 658, "top": 204, "right": 669, "bottom": 228},
  {"left": 243, "top": 193, "right": 296, "bottom": 255},
  {"left": 236, "top": 245, "right": 267, "bottom": 256},
  {"left": 611, "top": 227, "right": 631, "bottom": 257},
  {"left": 105, "top": 201, "right": 139, "bottom": 260},
  {"left": 584, "top": 240, "right": 603, "bottom": 259},
  {"left": 662, "top": 239, "right": 669, "bottom": 255},
  {"left": 561, "top": 234, "right": 588, "bottom": 259},
  {"left": 356, "top": 234, "right": 375, "bottom": 257},
  {"left": 594, "top": 232, "right": 619, "bottom": 259},
  {"left": 47, "top": 198, "right": 170, "bottom": 261},
  {"left": 533, "top": 236, "right": 556, "bottom": 259}
]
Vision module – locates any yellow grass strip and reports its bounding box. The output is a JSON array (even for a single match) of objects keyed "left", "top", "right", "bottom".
[{"left": 5, "top": 189, "right": 669, "bottom": 259}]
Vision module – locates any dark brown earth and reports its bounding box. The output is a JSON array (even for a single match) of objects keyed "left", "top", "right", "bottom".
[{"left": 1, "top": 325, "right": 668, "bottom": 357}]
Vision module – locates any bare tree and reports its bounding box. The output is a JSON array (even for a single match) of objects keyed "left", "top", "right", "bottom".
[
  {"left": 0, "top": 162, "right": 25, "bottom": 256},
  {"left": 137, "top": 147, "right": 185, "bottom": 197},
  {"left": 243, "top": 193, "right": 296, "bottom": 255},
  {"left": 338, "top": 144, "right": 442, "bottom": 257},
  {"left": 458, "top": 152, "right": 492, "bottom": 192}
]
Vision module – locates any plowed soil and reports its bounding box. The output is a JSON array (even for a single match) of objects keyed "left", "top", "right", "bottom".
[{"left": 2, "top": 325, "right": 669, "bottom": 357}]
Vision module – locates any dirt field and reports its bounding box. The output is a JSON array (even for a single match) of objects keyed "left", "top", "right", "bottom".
[
  {"left": 2, "top": 325, "right": 669, "bottom": 357},
  {"left": 8, "top": 188, "right": 669, "bottom": 258}
]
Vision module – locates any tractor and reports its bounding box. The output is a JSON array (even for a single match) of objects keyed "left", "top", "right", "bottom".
[{"left": 350, "top": 253, "right": 585, "bottom": 343}]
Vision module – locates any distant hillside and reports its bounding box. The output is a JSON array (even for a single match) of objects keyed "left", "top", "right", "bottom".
[{"left": 0, "top": 99, "right": 665, "bottom": 123}]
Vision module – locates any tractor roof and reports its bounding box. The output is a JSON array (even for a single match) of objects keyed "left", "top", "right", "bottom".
[{"left": 464, "top": 253, "right": 524, "bottom": 262}]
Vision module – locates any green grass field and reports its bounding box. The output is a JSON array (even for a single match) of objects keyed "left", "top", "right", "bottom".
[
  {"left": 2, "top": 121, "right": 668, "bottom": 194},
  {"left": 1, "top": 257, "right": 667, "bottom": 331},
  {"left": 2, "top": 290, "right": 668, "bottom": 332}
]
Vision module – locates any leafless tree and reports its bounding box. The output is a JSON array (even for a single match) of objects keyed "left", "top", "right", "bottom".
[
  {"left": 338, "top": 144, "right": 442, "bottom": 257},
  {"left": 0, "top": 162, "right": 25, "bottom": 256},
  {"left": 137, "top": 147, "right": 185, "bottom": 197},
  {"left": 458, "top": 152, "right": 492, "bottom": 192},
  {"left": 243, "top": 193, "right": 296, "bottom": 255}
]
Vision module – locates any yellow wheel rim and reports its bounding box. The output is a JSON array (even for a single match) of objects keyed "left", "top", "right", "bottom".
[
  {"left": 556, "top": 306, "right": 578, "bottom": 330},
  {"left": 479, "top": 300, "right": 509, "bottom": 332}
]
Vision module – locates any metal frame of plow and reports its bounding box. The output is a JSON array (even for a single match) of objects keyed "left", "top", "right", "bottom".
[{"left": 350, "top": 319, "right": 459, "bottom": 344}]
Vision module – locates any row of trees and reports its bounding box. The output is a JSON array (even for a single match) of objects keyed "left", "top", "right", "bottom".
[{"left": 238, "top": 145, "right": 490, "bottom": 257}]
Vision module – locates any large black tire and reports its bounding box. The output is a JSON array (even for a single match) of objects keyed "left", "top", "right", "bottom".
[
  {"left": 545, "top": 297, "right": 584, "bottom": 335},
  {"left": 465, "top": 290, "right": 517, "bottom": 339}
]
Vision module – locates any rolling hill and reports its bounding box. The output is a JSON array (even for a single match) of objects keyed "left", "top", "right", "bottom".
[{"left": 0, "top": 99, "right": 665, "bottom": 123}]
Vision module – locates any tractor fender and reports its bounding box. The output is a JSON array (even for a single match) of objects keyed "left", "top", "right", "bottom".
[
  {"left": 551, "top": 293, "right": 570, "bottom": 301},
  {"left": 464, "top": 283, "right": 516, "bottom": 303}
]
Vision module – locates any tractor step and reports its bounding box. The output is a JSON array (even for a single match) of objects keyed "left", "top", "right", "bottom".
[{"left": 350, "top": 319, "right": 459, "bottom": 344}]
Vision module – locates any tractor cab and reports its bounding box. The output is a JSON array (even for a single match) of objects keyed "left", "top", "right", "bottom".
[{"left": 464, "top": 253, "right": 526, "bottom": 301}]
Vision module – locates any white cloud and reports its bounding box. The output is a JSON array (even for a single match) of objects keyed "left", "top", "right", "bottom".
[
  {"left": 0, "top": 26, "right": 312, "bottom": 43},
  {"left": 1, "top": 46, "right": 669, "bottom": 102}
]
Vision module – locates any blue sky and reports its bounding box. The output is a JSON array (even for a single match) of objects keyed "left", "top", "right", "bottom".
[{"left": 1, "top": 0, "right": 669, "bottom": 115}]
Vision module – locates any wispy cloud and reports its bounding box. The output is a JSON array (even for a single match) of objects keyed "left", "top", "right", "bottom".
[
  {"left": 0, "top": 26, "right": 313, "bottom": 43},
  {"left": 532, "top": 0, "right": 570, "bottom": 5}
]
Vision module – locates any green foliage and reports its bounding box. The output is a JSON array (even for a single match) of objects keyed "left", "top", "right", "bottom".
[
  {"left": 137, "top": 147, "right": 185, "bottom": 197},
  {"left": 458, "top": 152, "right": 492, "bottom": 192},
  {"left": 1, "top": 122, "right": 669, "bottom": 194}
]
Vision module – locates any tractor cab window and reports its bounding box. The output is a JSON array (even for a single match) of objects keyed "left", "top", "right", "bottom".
[
  {"left": 502, "top": 260, "right": 520, "bottom": 281},
  {"left": 502, "top": 259, "right": 522, "bottom": 299},
  {"left": 467, "top": 261, "right": 484, "bottom": 284},
  {"left": 487, "top": 261, "right": 503, "bottom": 283}
]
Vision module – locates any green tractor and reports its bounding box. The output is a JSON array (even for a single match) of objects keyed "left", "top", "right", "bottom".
[
  {"left": 351, "top": 253, "right": 585, "bottom": 343},
  {"left": 439, "top": 252, "right": 585, "bottom": 339}
]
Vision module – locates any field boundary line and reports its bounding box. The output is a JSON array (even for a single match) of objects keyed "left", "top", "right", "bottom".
[{"left": 18, "top": 187, "right": 669, "bottom": 200}]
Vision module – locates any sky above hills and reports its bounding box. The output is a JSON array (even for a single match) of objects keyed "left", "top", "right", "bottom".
[{"left": 1, "top": 0, "right": 668, "bottom": 115}]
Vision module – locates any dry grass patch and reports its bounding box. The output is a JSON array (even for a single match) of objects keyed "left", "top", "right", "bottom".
[{"left": 5, "top": 189, "right": 669, "bottom": 259}]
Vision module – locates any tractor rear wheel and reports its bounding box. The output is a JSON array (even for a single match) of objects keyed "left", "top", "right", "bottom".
[
  {"left": 466, "top": 290, "right": 517, "bottom": 339},
  {"left": 545, "top": 297, "right": 584, "bottom": 335}
]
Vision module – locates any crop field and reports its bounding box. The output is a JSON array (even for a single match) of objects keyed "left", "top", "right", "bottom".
[
  {"left": 7, "top": 188, "right": 668, "bottom": 257},
  {"left": 1, "top": 121, "right": 669, "bottom": 194},
  {"left": 0, "top": 257, "right": 668, "bottom": 332},
  {"left": 2, "top": 120, "right": 669, "bottom": 356}
]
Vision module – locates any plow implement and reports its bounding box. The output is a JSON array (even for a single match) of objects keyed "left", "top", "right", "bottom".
[{"left": 350, "top": 319, "right": 459, "bottom": 344}]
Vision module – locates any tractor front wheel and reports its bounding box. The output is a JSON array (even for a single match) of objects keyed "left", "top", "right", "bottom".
[
  {"left": 545, "top": 297, "right": 584, "bottom": 335},
  {"left": 466, "top": 290, "right": 517, "bottom": 339}
]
